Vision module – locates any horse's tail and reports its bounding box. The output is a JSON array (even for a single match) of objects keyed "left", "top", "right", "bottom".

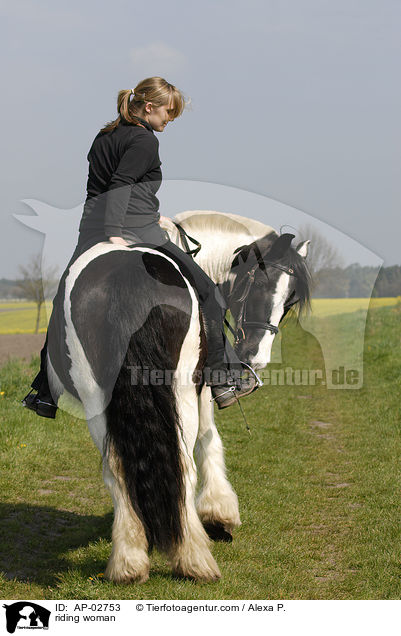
[{"left": 104, "top": 308, "right": 186, "bottom": 553}]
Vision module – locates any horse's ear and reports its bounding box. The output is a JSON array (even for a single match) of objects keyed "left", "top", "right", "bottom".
[
  {"left": 232, "top": 244, "right": 253, "bottom": 268},
  {"left": 232, "top": 231, "right": 278, "bottom": 269},
  {"left": 296, "top": 239, "right": 310, "bottom": 258},
  {"left": 233, "top": 244, "right": 248, "bottom": 255},
  {"left": 266, "top": 233, "right": 295, "bottom": 259}
]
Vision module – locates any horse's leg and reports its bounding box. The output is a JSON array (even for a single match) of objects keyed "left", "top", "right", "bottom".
[
  {"left": 168, "top": 381, "right": 221, "bottom": 581},
  {"left": 87, "top": 413, "right": 150, "bottom": 583},
  {"left": 195, "top": 385, "right": 241, "bottom": 540}
]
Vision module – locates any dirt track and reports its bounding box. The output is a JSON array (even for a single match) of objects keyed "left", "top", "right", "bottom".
[{"left": 0, "top": 334, "right": 46, "bottom": 366}]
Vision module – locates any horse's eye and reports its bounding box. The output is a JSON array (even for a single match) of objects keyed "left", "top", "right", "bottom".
[{"left": 254, "top": 274, "right": 266, "bottom": 287}]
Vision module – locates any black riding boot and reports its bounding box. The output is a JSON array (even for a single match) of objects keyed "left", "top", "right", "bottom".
[
  {"left": 196, "top": 288, "right": 260, "bottom": 408},
  {"left": 22, "top": 334, "right": 58, "bottom": 418}
]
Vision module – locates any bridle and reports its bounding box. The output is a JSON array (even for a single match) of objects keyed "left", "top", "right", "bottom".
[
  {"left": 226, "top": 259, "right": 298, "bottom": 345},
  {"left": 173, "top": 222, "right": 300, "bottom": 345}
]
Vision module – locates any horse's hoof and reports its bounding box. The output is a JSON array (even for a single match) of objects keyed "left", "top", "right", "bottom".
[
  {"left": 171, "top": 548, "right": 221, "bottom": 582},
  {"left": 173, "top": 566, "right": 221, "bottom": 583},
  {"left": 203, "top": 522, "right": 233, "bottom": 543},
  {"left": 104, "top": 570, "right": 149, "bottom": 584},
  {"left": 105, "top": 560, "right": 149, "bottom": 584}
]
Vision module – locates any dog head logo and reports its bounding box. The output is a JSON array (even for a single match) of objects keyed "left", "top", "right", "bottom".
[{"left": 2, "top": 602, "right": 51, "bottom": 633}]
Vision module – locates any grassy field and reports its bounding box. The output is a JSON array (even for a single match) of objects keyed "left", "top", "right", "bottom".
[
  {"left": 0, "top": 302, "right": 400, "bottom": 600},
  {"left": 0, "top": 298, "right": 399, "bottom": 333}
]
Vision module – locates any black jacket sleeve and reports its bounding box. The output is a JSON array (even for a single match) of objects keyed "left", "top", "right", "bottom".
[{"left": 104, "top": 131, "right": 158, "bottom": 237}]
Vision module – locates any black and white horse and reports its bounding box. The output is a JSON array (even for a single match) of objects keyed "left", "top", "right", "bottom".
[{"left": 46, "top": 211, "right": 310, "bottom": 582}]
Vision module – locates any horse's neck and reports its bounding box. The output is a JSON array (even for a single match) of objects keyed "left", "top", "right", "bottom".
[
  {"left": 183, "top": 228, "right": 254, "bottom": 284},
  {"left": 164, "top": 218, "right": 265, "bottom": 284}
]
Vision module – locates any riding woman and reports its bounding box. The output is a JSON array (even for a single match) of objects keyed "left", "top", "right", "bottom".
[{"left": 23, "top": 76, "right": 258, "bottom": 417}]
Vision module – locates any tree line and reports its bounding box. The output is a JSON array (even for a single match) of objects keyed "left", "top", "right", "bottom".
[
  {"left": 1, "top": 263, "right": 400, "bottom": 300},
  {"left": 312, "top": 264, "right": 401, "bottom": 298}
]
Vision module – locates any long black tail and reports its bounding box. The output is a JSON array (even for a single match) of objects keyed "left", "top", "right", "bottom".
[{"left": 104, "top": 305, "right": 186, "bottom": 552}]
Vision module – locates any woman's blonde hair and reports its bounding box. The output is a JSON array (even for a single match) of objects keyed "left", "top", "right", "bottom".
[{"left": 101, "top": 77, "right": 187, "bottom": 133}]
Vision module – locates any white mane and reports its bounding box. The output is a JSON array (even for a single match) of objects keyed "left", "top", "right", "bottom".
[{"left": 162, "top": 210, "right": 277, "bottom": 284}]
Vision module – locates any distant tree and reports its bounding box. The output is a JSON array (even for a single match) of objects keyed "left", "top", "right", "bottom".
[
  {"left": 298, "top": 223, "right": 344, "bottom": 277},
  {"left": 16, "top": 254, "right": 59, "bottom": 333},
  {"left": 296, "top": 224, "right": 344, "bottom": 297}
]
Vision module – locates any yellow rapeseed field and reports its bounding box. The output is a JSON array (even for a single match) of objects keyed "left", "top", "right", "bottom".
[
  {"left": 0, "top": 301, "right": 53, "bottom": 334},
  {"left": 310, "top": 296, "right": 399, "bottom": 318},
  {"left": 0, "top": 298, "right": 399, "bottom": 334}
]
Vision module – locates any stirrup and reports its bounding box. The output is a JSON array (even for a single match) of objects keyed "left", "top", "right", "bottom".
[
  {"left": 21, "top": 389, "right": 37, "bottom": 408},
  {"left": 210, "top": 372, "right": 259, "bottom": 410},
  {"left": 240, "top": 362, "right": 264, "bottom": 387},
  {"left": 21, "top": 389, "right": 58, "bottom": 419},
  {"left": 210, "top": 385, "right": 236, "bottom": 402}
]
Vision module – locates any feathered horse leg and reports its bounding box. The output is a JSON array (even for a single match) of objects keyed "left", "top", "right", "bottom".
[
  {"left": 168, "top": 380, "right": 221, "bottom": 581},
  {"left": 103, "top": 445, "right": 150, "bottom": 584},
  {"left": 195, "top": 385, "right": 241, "bottom": 541},
  {"left": 87, "top": 413, "right": 150, "bottom": 583}
]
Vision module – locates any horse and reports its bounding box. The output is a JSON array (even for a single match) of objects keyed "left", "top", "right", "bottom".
[{"left": 45, "top": 210, "right": 311, "bottom": 583}]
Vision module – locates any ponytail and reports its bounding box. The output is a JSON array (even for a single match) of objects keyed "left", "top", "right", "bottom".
[{"left": 100, "top": 89, "right": 142, "bottom": 133}]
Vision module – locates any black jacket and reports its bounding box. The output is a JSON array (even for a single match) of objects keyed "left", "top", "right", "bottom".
[{"left": 79, "top": 116, "right": 162, "bottom": 237}]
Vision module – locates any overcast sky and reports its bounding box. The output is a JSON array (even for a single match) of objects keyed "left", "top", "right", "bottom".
[{"left": 1, "top": 0, "right": 400, "bottom": 278}]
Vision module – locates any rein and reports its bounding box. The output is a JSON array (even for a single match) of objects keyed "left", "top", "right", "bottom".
[
  {"left": 173, "top": 222, "right": 202, "bottom": 257},
  {"left": 228, "top": 259, "right": 297, "bottom": 345}
]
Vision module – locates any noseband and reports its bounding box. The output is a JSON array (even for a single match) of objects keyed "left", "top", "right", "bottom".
[{"left": 228, "top": 260, "right": 297, "bottom": 345}]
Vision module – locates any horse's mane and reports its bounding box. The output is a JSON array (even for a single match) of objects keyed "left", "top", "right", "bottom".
[
  {"left": 167, "top": 211, "right": 277, "bottom": 284},
  {"left": 174, "top": 210, "right": 275, "bottom": 239}
]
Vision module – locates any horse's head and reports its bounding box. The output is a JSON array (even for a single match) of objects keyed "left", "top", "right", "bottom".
[{"left": 226, "top": 232, "right": 311, "bottom": 369}]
